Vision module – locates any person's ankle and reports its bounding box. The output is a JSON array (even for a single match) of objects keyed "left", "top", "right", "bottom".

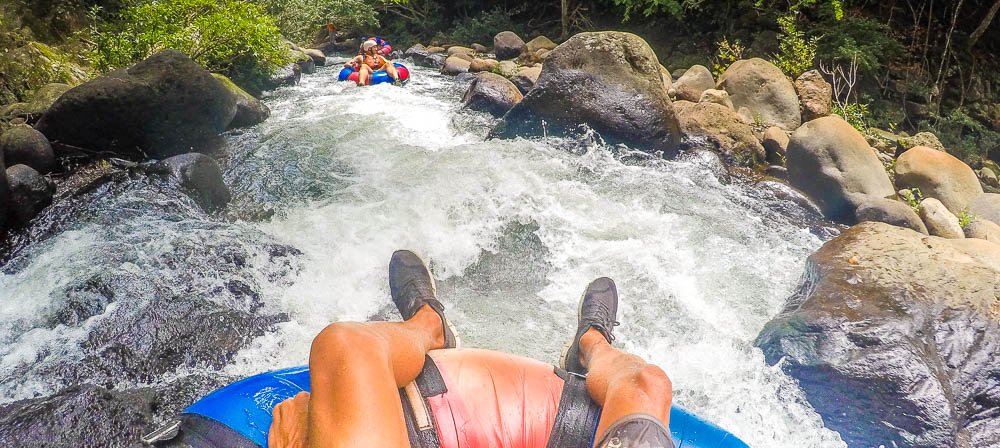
[
  {"left": 578, "top": 328, "right": 607, "bottom": 366},
  {"left": 414, "top": 304, "right": 447, "bottom": 349}
]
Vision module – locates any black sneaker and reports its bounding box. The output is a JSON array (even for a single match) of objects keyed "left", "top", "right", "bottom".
[
  {"left": 560, "top": 277, "right": 620, "bottom": 375},
  {"left": 388, "top": 250, "right": 459, "bottom": 349}
]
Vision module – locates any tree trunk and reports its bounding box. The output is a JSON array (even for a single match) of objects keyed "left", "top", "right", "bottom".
[
  {"left": 561, "top": 0, "right": 569, "bottom": 39},
  {"left": 969, "top": 0, "right": 1000, "bottom": 47}
]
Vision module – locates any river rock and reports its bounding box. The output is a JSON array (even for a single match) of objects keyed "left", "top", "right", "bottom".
[
  {"left": 404, "top": 44, "right": 435, "bottom": 67},
  {"left": 673, "top": 65, "right": 714, "bottom": 103},
  {"left": 895, "top": 145, "right": 983, "bottom": 213},
  {"left": 855, "top": 196, "right": 927, "bottom": 234},
  {"left": 5, "top": 164, "right": 55, "bottom": 228},
  {"left": 511, "top": 66, "right": 541, "bottom": 94},
  {"left": 898, "top": 131, "right": 945, "bottom": 154},
  {"left": 1, "top": 83, "right": 71, "bottom": 123},
  {"left": 472, "top": 43, "right": 488, "bottom": 53},
  {"left": 659, "top": 65, "right": 673, "bottom": 95},
  {"left": 965, "top": 217, "right": 1000, "bottom": 241},
  {"left": 786, "top": 115, "right": 895, "bottom": 222},
  {"left": 451, "top": 52, "right": 475, "bottom": 63},
  {"left": 461, "top": 72, "right": 523, "bottom": 116},
  {"left": 526, "top": 35, "right": 557, "bottom": 52},
  {"left": 717, "top": 58, "right": 801, "bottom": 130},
  {"left": 919, "top": 197, "right": 964, "bottom": 238},
  {"left": 980, "top": 167, "right": 999, "bottom": 188},
  {"left": 494, "top": 31, "right": 527, "bottom": 60},
  {"left": 761, "top": 126, "right": 789, "bottom": 165},
  {"left": 469, "top": 58, "right": 499, "bottom": 73},
  {"left": 35, "top": 50, "right": 237, "bottom": 160},
  {"left": 211, "top": 74, "right": 269, "bottom": 130},
  {"left": 675, "top": 101, "right": 764, "bottom": 166},
  {"left": 757, "top": 222, "right": 1000, "bottom": 448},
  {"left": 496, "top": 61, "right": 519, "bottom": 78},
  {"left": 270, "top": 63, "right": 301, "bottom": 87},
  {"left": 969, "top": 193, "right": 1000, "bottom": 225},
  {"left": 491, "top": 32, "right": 681, "bottom": 155},
  {"left": 0, "top": 125, "right": 55, "bottom": 173},
  {"left": 794, "top": 69, "right": 832, "bottom": 122},
  {"left": 447, "top": 46, "right": 475, "bottom": 56},
  {"left": 698, "top": 89, "right": 733, "bottom": 110},
  {"left": 303, "top": 48, "right": 326, "bottom": 66},
  {"left": 440, "top": 56, "right": 472, "bottom": 75},
  {"left": 158, "top": 153, "right": 231, "bottom": 212}
]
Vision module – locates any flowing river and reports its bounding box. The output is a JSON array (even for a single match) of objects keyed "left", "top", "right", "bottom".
[{"left": 1, "top": 61, "right": 848, "bottom": 447}]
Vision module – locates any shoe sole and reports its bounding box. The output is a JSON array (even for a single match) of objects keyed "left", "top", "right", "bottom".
[{"left": 558, "top": 283, "right": 589, "bottom": 372}]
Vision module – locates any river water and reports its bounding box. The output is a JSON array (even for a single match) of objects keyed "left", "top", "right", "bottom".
[{"left": 0, "top": 62, "right": 847, "bottom": 447}]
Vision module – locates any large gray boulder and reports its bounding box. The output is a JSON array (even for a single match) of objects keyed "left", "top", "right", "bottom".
[
  {"left": 919, "top": 197, "right": 965, "bottom": 238},
  {"left": 757, "top": 222, "right": 1000, "bottom": 448},
  {"left": 786, "top": 115, "right": 895, "bottom": 222},
  {"left": 211, "top": 74, "right": 269, "bottom": 130},
  {"left": 491, "top": 32, "right": 681, "bottom": 155},
  {"left": 969, "top": 193, "right": 1000, "bottom": 225},
  {"left": 5, "top": 164, "right": 54, "bottom": 228},
  {"left": 673, "top": 65, "right": 715, "bottom": 102},
  {"left": 461, "top": 72, "right": 523, "bottom": 116},
  {"left": 158, "top": 153, "right": 231, "bottom": 212},
  {"left": 0, "top": 125, "right": 55, "bottom": 173},
  {"left": 717, "top": 58, "right": 801, "bottom": 130},
  {"left": 965, "top": 217, "right": 1000, "bottom": 242},
  {"left": 895, "top": 145, "right": 983, "bottom": 214},
  {"left": 440, "top": 56, "right": 472, "bottom": 75},
  {"left": 855, "top": 196, "right": 927, "bottom": 234},
  {"left": 35, "top": 50, "right": 237, "bottom": 160},
  {"left": 675, "top": 101, "right": 763, "bottom": 166},
  {"left": 494, "top": 31, "right": 527, "bottom": 60}
]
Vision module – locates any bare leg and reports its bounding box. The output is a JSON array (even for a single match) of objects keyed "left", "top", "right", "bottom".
[
  {"left": 384, "top": 63, "right": 399, "bottom": 81},
  {"left": 579, "top": 328, "right": 672, "bottom": 444},
  {"left": 306, "top": 305, "right": 445, "bottom": 448},
  {"left": 358, "top": 64, "right": 373, "bottom": 86}
]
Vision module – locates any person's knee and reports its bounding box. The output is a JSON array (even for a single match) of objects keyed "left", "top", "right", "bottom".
[
  {"left": 310, "top": 323, "right": 384, "bottom": 362},
  {"left": 633, "top": 364, "right": 672, "bottom": 400}
]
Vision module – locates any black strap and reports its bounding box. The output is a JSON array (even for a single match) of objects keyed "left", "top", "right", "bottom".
[
  {"left": 148, "top": 414, "right": 259, "bottom": 448},
  {"left": 415, "top": 355, "right": 447, "bottom": 396},
  {"left": 400, "top": 355, "right": 446, "bottom": 448},
  {"left": 546, "top": 367, "right": 603, "bottom": 448}
]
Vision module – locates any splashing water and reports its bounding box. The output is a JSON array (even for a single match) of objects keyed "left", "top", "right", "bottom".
[{"left": 1, "top": 62, "right": 845, "bottom": 447}]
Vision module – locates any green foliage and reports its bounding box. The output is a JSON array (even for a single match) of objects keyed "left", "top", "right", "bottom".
[
  {"left": 446, "top": 7, "right": 521, "bottom": 46},
  {"left": 610, "top": 0, "right": 701, "bottom": 21},
  {"left": 899, "top": 187, "right": 923, "bottom": 212},
  {"left": 815, "top": 16, "right": 901, "bottom": 77},
  {"left": 832, "top": 101, "right": 871, "bottom": 135},
  {"left": 770, "top": 14, "right": 816, "bottom": 78},
  {"left": 920, "top": 109, "right": 1000, "bottom": 164},
  {"left": 957, "top": 209, "right": 974, "bottom": 229},
  {"left": 261, "top": 0, "right": 381, "bottom": 44},
  {"left": 90, "top": 0, "right": 290, "bottom": 89},
  {"left": 712, "top": 37, "right": 745, "bottom": 79}
]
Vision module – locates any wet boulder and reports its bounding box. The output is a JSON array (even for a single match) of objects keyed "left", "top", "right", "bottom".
[
  {"left": 441, "top": 56, "right": 472, "bottom": 75},
  {"left": 673, "top": 65, "right": 715, "bottom": 102},
  {"left": 5, "top": 164, "right": 55, "bottom": 228},
  {"left": 855, "top": 196, "right": 927, "bottom": 234},
  {"left": 511, "top": 66, "right": 541, "bottom": 94},
  {"left": 675, "top": 101, "right": 763, "bottom": 166},
  {"left": 494, "top": 31, "right": 527, "bottom": 60},
  {"left": 157, "top": 153, "right": 232, "bottom": 213},
  {"left": 211, "top": 74, "right": 269, "bottom": 130},
  {"left": 757, "top": 222, "right": 1000, "bottom": 448},
  {"left": 0, "top": 125, "right": 55, "bottom": 173},
  {"left": 717, "top": 58, "right": 801, "bottom": 130},
  {"left": 462, "top": 72, "right": 523, "bottom": 116},
  {"left": 303, "top": 48, "right": 326, "bottom": 66},
  {"left": 35, "top": 50, "right": 237, "bottom": 160},
  {"left": 405, "top": 44, "right": 437, "bottom": 67},
  {"left": 794, "top": 70, "right": 832, "bottom": 122},
  {"left": 895, "top": 145, "right": 983, "bottom": 214},
  {"left": 270, "top": 63, "right": 301, "bottom": 87},
  {"left": 786, "top": 115, "right": 895, "bottom": 222},
  {"left": 492, "top": 32, "right": 681, "bottom": 155}
]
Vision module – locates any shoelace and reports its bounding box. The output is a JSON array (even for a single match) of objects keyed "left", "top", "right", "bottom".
[
  {"left": 397, "top": 277, "right": 435, "bottom": 309},
  {"left": 583, "top": 300, "right": 620, "bottom": 342}
]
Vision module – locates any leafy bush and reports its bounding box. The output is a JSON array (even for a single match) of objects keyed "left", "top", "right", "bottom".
[
  {"left": 447, "top": 7, "right": 521, "bottom": 46},
  {"left": 90, "top": 0, "right": 290, "bottom": 89},
  {"left": 609, "top": 0, "right": 702, "bottom": 21},
  {"left": 920, "top": 109, "right": 1000, "bottom": 164},
  {"left": 957, "top": 209, "right": 974, "bottom": 229},
  {"left": 771, "top": 14, "right": 816, "bottom": 78},
  {"left": 261, "top": 0, "right": 381, "bottom": 44},
  {"left": 832, "top": 101, "right": 872, "bottom": 135},
  {"left": 712, "top": 37, "right": 745, "bottom": 78},
  {"left": 815, "top": 15, "right": 901, "bottom": 77}
]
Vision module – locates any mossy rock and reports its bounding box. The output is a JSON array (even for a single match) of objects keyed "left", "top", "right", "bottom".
[
  {"left": 210, "top": 73, "right": 269, "bottom": 129},
  {"left": 0, "top": 35, "right": 91, "bottom": 105},
  {"left": 1, "top": 83, "right": 71, "bottom": 122}
]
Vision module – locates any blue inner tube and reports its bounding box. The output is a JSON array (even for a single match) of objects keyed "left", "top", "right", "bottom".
[
  {"left": 184, "top": 365, "right": 750, "bottom": 448},
  {"left": 338, "top": 63, "right": 409, "bottom": 85}
]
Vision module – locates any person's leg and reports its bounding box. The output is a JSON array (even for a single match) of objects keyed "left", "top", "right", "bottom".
[
  {"left": 561, "top": 278, "right": 675, "bottom": 448},
  {"left": 306, "top": 305, "right": 444, "bottom": 447},
  {"left": 358, "top": 64, "right": 372, "bottom": 86},
  {"left": 578, "top": 328, "right": 672, "bottom": 439},
  {"left": 384, "top": 63, "right": 399, "bottom": 82}
]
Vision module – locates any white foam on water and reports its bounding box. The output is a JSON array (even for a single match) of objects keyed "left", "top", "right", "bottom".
[{"left": 225, "top": 64, "right": 846, "bottom": 447}]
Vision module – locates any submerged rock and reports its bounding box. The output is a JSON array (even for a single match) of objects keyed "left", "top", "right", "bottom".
[
  {"left": 158, "top": 153, "right": 232, "bottom": 212},
  {"left": 35, "top": 50, "right": 237, "bottom": 160},
  {"left": 461, "top": 72, "right": 523, "bottom": 116},
  {"left": 757, "top": 222, "right": 1000, "bottom": 448},
  {"left": 5, "top": 164, "right": 55, "bottom": 228},
  {"left": 492, "top": 32, "right": 681, "bottom": 155}
]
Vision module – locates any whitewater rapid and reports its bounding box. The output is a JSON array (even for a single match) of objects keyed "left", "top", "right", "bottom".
[{"left": 0, "top": 62, "right": 846, "bottom": 447}]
